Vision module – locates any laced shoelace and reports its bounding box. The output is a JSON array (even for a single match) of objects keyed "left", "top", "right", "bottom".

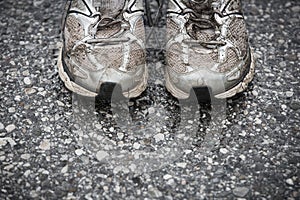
[
  {"left": 86, "top": 9, "right": 130, "bottom": 45},
  {"left": 172, "top": 0, "right": 226, "bottom": 48}
]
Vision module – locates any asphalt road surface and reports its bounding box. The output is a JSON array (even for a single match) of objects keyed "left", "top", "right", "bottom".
[{"left": 0, "top": 0, "right": 299, "bottom": 199}]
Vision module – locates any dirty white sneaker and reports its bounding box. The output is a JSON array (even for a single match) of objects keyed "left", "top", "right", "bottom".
[
  {"left": 58, "top": 0, "right": 148, "bottom": 98},
  {"left": 166, "top": 0, "right": 255, "bottom": 99}
]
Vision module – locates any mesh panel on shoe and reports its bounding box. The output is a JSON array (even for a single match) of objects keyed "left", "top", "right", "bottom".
[
  {"left": 72, "top": 44, "right": 97, "bottom": 71},
  {"left": 218, "top": 48, "right": 239, "bottom": 73},
  {"left": 167, "top": 43, "right": 187, "bottom": 73},
  {"left": 65, "top": 15, "right": 84, "bottom": 52},
  {"left": 189, "top": 50, "right": 218, "bottom": 69},
  {"left": 94, "top": 46, "right": 123, "bottom": 69},
  {"left": 133, "top": 18, "right": 146, "bottom": 42},
  {"left": 227, "top": 18, "right": 248, "bottom": 57},
  {"left": 194, "top": 30, "right": 215, "bottom": 42},
  {"left": 127, "top": 42, "right": 145, "bottom": 71},
  {"left": 167, "top": 18, "right": 179, "bottom": 39}
]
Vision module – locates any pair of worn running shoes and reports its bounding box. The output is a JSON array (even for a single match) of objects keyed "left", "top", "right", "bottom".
[{"left": 58, "top": 0, "right": 255, "bottom": 99}]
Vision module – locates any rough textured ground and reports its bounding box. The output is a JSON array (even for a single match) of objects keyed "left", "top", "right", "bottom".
[{"left": 0, "top": 0, "right": 299, "bottom": 199}]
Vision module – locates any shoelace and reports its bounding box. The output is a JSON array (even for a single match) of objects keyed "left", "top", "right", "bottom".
[
  {"left": 66, "top": 0, "right": 130, "bottom": 45},
  {"left": 171, "top": 0, "right": 226, "bottom": 48},
  {"left": 86, "top": 6, "right": 130, "bottom": 44}
]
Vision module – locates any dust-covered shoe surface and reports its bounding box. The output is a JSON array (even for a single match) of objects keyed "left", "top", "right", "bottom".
[
  {"left": 58, "top": 0, "right": 148, "bottom": 98},
  {"left": 165, "top": 0, "right": 255, "bottom": 99}
]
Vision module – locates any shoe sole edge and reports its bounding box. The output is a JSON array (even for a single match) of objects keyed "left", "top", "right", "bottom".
[
  {"left": 165, "top": 48, "right": 256, "bottom": 99},
  {"left": 57, "top": 46, "right": 148, "bottom": 98}
]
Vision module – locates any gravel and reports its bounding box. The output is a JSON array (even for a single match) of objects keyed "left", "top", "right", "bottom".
[{"left": 0, "top": 0, "right": 299, "bottom": 199}]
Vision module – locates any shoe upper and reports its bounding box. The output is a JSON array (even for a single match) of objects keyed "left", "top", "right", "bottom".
[
  {"left": 62, "top": 0, "right": 146, "bottom": 84},
  {"left": 166, "top": 0, "right": 251, "bottom": 81}
]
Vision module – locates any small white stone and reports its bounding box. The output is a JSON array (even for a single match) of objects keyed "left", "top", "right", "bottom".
[
  {"left": 286, "top": 91, "right": 294, "bottom": 98},
  {"left": 254, "top": 118, "right": 262, "bottom": 125},
  {"left": 220, "top": 148, "right": 229, "bottom": 154},
  {"left": 154, "top": 133, "right": 165, "bottom": 142},
  {"left": 25, "top": 88, "right": 36, "bottom": 95},
  {"left": 24, "top": 170, "right": 31, "bottom": 177},
  {"left": 5, "top": 124, "right": 16, "bottom": 133},
  {"left": 281, "top": 104, "right": 287, "bottom": 110},
  {"left": 117, "top": 132, "right": 124, "bottom": 140},
  {"left": 24, "top": 77, "right": 32, "bottom": 85},
  {"left": 61, "top": 165, "right": 68, "bottom": 173},
  {"left": 44, "top": 127, "right": 51, "bottom": 133},
  {"left": 21, "top": 154, "right": 31, "bottom": 160},
  {"left": 109, "top": 127, "right": 114, "bottom": 132},
  {"left": 39, "top": 139, "right": 51, "bottom": 150},
  {"left": 96, "top": 150, "right": 109, "bottom": 161},
  {"left": 239, "top": 155, "right": 246, "bottom": 161},
  {"left": 75, "top": 149, "right": 84, "bottom": 156},
  {"left": 8, "top": 107, "right": 15, "bottom": 113},
  {"left": 176, "top": 162, "right": 187, "bottom": 168},
  {"left": 0, "top": 156, "right": 5, "bottom": 161},
  {"left": 286, "top": 178, "right": 294, "bottom": 185},
  {"left": 56, "top": 100, "right": 64, "bottom": 107},
  {"left": 252, "top": 90, "right": 259, "bottom": 96},
  {"left": 0, "top": 122, "right": 4, "bottom": 130},
  {"left": 133, "top": 142, "right": 140, "bottom": 150},
  {"left": 207, "top": 157, "right": 213, "bottom": 164},
  {"left": 163, "top": 174, "right": 173, "bottom": 180},
  {"left": 0, "top": 138, "right": 7, "bottom": 147}
]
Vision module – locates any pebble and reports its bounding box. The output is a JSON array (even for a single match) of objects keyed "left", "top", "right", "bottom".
[
  {"left": 21, "top": 154, "right": 31, "bottom": 160},
  {"left": 39, "top": 139, "right": 51, "bottom": 150},
  {"left": 61, "top": 165, "right": 68, "bottom": 173},
  {"left": 25, "top": 88, "right": 37, "bottom": 95},
  {"left": 133, "top": 142, "right": 140, "bottom": 150},
  {"left": 252, "top": 90, "right": 258, "bottom": 96},
  {"left": 0, "top": 156, "right": 6, "bottom": 161},
  {"left": 56, "top": 100, "right": 64, "bottom": 107},
  {"left": 220, "top": 148, "right": 229, "bottom": 154},
  {"left": 24, "top": 77, "right": 32, "bottom": 85},
  {"left": 239, "top": 155, "right": 246, "bottom": 161},
  {"left": 286, "top": 91, "right": 294, "bottom": 98},
  {"left": 117, "top": 132, "right": 124, "bottom": 140},
  {"left": 286, "top": 178, "right": 294, "bottom": 185},
  {"left": 291, "top": 6, "right": 300, "bottom": 13},
  {"left": 75, "top": 149, "right": 84, "bottom": 156},
  {"left": 163, "top": 174, "right": 173, "bottom": 180},
  {"left": 24, "top": 170, "right": 31, "bottom": 177},
  {"left": 0, "top": 138, "right": 7, "bottom": 147},
  {"left": 0, "top": 122, "right": 4, "bottom": 130},
  {"left": 96, "top": 150, "right": 109, "bottom": 161},
  {"left": 154, "top": 133, "right": 165, "bottom": 142},
  {"left": 8, "top": 107, "right": 15, "bottom": 113},
  {"left": 176, "top": 162, "right": 187, "bottom": 168},
  {"left": 5, "top": 124, "right": 16, "bottom": 133},
  {"left": 233, "top": 187, "right": 250, "bottom": 197},
  {"left": 254, "top": 118, "right": 262, "bottom": 125},
  {"left": 14, "top": 95, "right": 21, "bottom": 101},
  {"left": 279, "top": 61, "right": 286, "bottom": 67}
]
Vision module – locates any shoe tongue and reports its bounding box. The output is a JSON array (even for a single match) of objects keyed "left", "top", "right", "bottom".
[{"left": 93, "top": 0, "right": 125, "bottom": 16}]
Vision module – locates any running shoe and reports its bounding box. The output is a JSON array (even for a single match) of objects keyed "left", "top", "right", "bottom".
[
  {"left": 165, "top": 0, "right": 255, "bottom": 99},
  {"left": 58, "top": 0, "right": 148, "bottom": 98}
]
